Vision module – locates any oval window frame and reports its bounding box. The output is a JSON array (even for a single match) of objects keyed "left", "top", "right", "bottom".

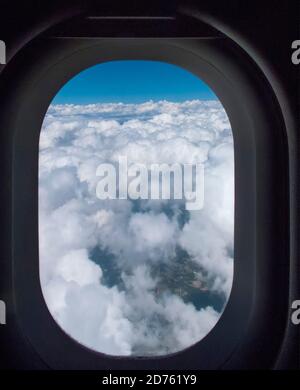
[{"left": 10, "top": 37, "right": 289, "bottom": 369}]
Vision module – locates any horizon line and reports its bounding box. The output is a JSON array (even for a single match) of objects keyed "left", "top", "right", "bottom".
[{"left": 50, "top": 98, "right": 219, "bottom": 106}]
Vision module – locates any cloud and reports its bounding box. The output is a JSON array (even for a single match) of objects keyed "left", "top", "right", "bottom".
[
  {"left": 39, "top": 99, "right": 234, "bottom": 356},
  {"left": 128, "top": 212, "right": 178, "bottom": 260}
]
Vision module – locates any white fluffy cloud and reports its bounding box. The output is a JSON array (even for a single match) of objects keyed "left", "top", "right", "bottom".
[{"left": 39, "top": 99, "right": 234, "bottom": 356}]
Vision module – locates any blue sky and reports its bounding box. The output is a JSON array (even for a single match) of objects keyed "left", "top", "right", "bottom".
[{"left": 52, "top": 60, "right": 217, "bottom": 104}]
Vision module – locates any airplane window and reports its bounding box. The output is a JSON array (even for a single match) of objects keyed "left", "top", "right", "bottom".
[{"left": 38, "top": 60, "right": 234, "bottom": 356}]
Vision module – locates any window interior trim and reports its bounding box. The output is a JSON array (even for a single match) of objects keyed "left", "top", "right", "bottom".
[{"left": 5, "top": 37, "right": 289, "bottom": 369}]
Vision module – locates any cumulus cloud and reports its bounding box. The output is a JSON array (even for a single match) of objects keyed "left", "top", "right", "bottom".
[{"left": 39, "top": 99, "right": 234, "bottom": 356}]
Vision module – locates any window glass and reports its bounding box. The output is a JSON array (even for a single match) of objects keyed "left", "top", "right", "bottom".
[{"left": 39, "top": 60, "right": 234, "bottom": 356}]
